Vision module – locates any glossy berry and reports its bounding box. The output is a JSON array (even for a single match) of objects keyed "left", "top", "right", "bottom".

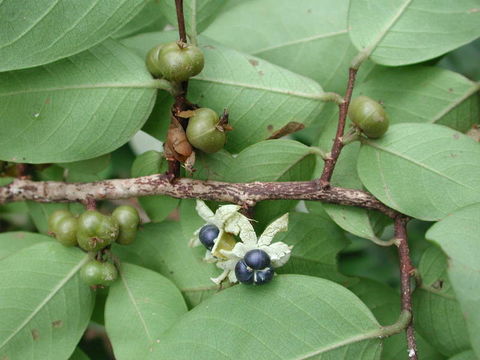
[
  {"left": 80, "top": 260, "right": 118, "bottom": 287},
  {"left": 156, "top": 42, "right": 204, "bottom": 82},
  {"left": 112, "top": 205, "right": 140, "bottom": 245},
  {"left": 48, "top": 209, "right": 73, "bottom": 234},
  {"left": 186, "top": 108, "right": 226, "bottom": 153},
  {"left": 244, "top": 249, "right": 271, "bottom": 270},
  {"left": 77, "top": 210, "right": 119, "bottom": 252},
  {"left": 254, "top": 266, "right": 274, "bottom": 285},
  {"left": 55, "top": 217, "right": 78, "bottom": 247},
  {"left": 348, "top": 96, "right": 389, "bottom": 138},
  {"left": 199, "top": 224, "right": 219, "bottom": 250},
  {"left": 235, "top": 259, "right": 254, "bottom": 284},
  {"left": 145, "top": 44, "right": 165, "bottom": 77}
]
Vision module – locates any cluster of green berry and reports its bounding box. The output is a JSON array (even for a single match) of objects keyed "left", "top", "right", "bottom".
[
  {"left": 146, "top": 41, "right": 227, "bottom": 154},
  {"left": 48, "top": 205, "right": 140, "bottom": 287}
]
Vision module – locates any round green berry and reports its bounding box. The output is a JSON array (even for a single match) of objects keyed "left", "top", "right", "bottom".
[
  {"left": 145, "top": 44, "right": 165, "bottom": 77},
  {"left": 80, "top": 260, "right": 118, "bottom": 287},
  {"left": 112, "top": 205, "right": 140, "bottom": 245},
  {"left": 48, "top": 209, "right": 73, "bottom": 234},
  {"left": 77, "top": 210, "right": 119, "bottom": 252},
  {"left": 157, "top": 42, "right": 204, "bottom": 82},
  {"left": 348, "top": 96, "right": 389, "bottom": 139},
  {"left": 55, "top": 217, "right": 78, "bottom": 247},
  {"left": 186, "top": 108, "right": 226, "bottom": 153}
]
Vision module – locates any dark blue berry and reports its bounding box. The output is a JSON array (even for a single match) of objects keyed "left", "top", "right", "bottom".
[
  {"left": 199, "top": 224, "right": 219, "bottom": 250},
  {"left": 254, "top": 266, "right": 274, "bottom": 285},
  {"left": 235, "top": 260, "right": 254, "bottom": 284},
  {"left": 244, "top": 249, "right": 270, "bottom": 270}
]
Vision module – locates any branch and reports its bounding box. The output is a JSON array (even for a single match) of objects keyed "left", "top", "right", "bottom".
[
  {"left": 319, "top": 68, "right": 358, "bottom": 187},
  {"left": 395, "top": 216, "right": 418, "bottom": 360},
  {"left": 0, "top": 177, "right": 397, "bottom": 217}
]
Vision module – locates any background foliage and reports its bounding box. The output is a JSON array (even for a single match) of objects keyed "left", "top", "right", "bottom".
[{"left": 0, "top": 0, "right": 478, "bottom": 359}]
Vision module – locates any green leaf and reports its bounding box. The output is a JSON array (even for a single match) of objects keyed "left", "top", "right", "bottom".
[
  {"left": 204, "top": 0, "right": 357, "bottom": 94},
  {"left": 112, "top": 0, "right": 167, "bottom": 39},
  {"left": 141, "top": 91, "right": 174, "bottom": 142},
  {"left": 69, "top": 347, "right": 90, "bottom": 360},
  {"left": 191, "top": 44, "right": 325, "bottom": 153},
  {"left": 131, "top": 151, "right": 179, "bottom": 222},
  {"left": 114, "top": 222, "right": 219, "bottom": 307},
  {"left": 274, "top": 212, "right": 350, "bottom": 283},
  {"left": 413, "top": 246, "right": 470, "bottom": 357},
  {"left": 193, "top": 150, "right": 234, "bottom": 181},
  {"left": 350, "top": 279, "right": 444, "bottom": 360},
  {"left": 0, "top": 177, "right": 14, "bottom": 186},
  {"left": 448, "top": 350, "right": 477, "bottom": 360},
  {"left": 227, "top": 140, "right": 315, "bottom": 182},
  {"left": 0, "top": 232, "right": 51, "bottom": 260},
  {"left": 354, "top": 66, "right": 480, "bottom": 132},
  {"left": 158, "top": 0, "right": 226, "bottom": 36},
  {"left": 147, "top": 275, "right": 383, "bottom": 359},
  {"left": 357, "top": 123, "right": 480, "bottom": 221},
  {"left": 105, "top": 263, "right": 188, "bottom": 360},
  {"left": 122, "top": 31, "right": 325, "bottom": 153},
  {"left": 60, "top": 154, "right": 111, "bottom": 175},
  {"left": 348, "top": 0, "right": 480, "bottom": 66},
  {"left": 439, "top": 39, "right": 480, "bottom": 81},
  {"left": 310, "top": 142, "right": 391, "bottom": 244},
  {"left": 0, "top": 242, "right": 94, "bottom": 359},
  {"left": 0, "top": 0, "right": 146, "bottom": 71},
  {"left": 227, "top": 140, "right": 316, "bottom": 226},
  {"left": 0, "top": 39, "right": 157, "bottom": 163},
  {"left": 426, "top": 203, "right": 480, "bottom": 358}
]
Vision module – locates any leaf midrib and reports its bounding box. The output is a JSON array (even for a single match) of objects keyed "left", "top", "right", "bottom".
[
  {"left": 192, "top": 77, "right": 324, "bottom": 100},
  {"left": 295, "top": 330, "right": 379, "bottom": 359},
  {"left": 0, "top": 81, "right": 160, "bottom": 97},
  {"left": 431, "top": 82, "right": 480, "bottom": 122},
  {"left": 252, "top": 29, "right": 348, "bottom": 55},
  {"left": 120, "top": 270, "right": 154, "bottom": 343},
  {"left": 0, "top": 255, "right": 89, "bottom": 351},
  {"left": 360, "top": 0, "right": 413, "bottom": 57}
]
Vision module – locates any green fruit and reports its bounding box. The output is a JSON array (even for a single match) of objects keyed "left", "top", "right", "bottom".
[
  {"left": 77, "top": 210, "right": 119, "bottom": 252},
  {"left": 80, "top": 260, "right": 118, "bottom": 286},
  {"left": 145, "top": 44, "right": 165, "bottom": 77},
  {"left": 157, "top": 42, "right": 204, "bottom": 82},
  {"left": 112, "top": 205, "right": 140, "bottom": 245},
  {"left": 55, "top": 217, "right": 78, "bottom": 247},
  {"left": 348, "top": 96, "right": 389, "bottom": 138},
  {"left": 186, "top": 108, "right": 226, "bottom": 153},
  {"left": 48, "top": 209, "right": 73, "bottom": 233}
]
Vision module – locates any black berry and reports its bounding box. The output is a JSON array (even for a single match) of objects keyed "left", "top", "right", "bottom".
[
  {"left": 235, "top": 259, "right": 254, "bottom": 284},
  {"left": 199, "top": 224, "right": 219, "bottom": 250},
  {"left": 254, "top": 266, "right": 274, "bottom": 285},
  {"left": 244, "top": 249, "right": 271, "bottom": 270}
]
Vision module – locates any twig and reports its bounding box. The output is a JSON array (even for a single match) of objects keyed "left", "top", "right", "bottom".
[
  {"left": 0, "top": 177, "right": 398, "bottom": 218},
  {"left": 175, "top": 0, "right": 187, "bottom": 43},
  {"left": 394, "top": 216, "right": 418, "bottom": 360},
  {"left": 319, "top": 68, "right": 358, "bottom": 188},
  {"left": 167, "top": 0, "right": 191, "bottom": 178}
]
